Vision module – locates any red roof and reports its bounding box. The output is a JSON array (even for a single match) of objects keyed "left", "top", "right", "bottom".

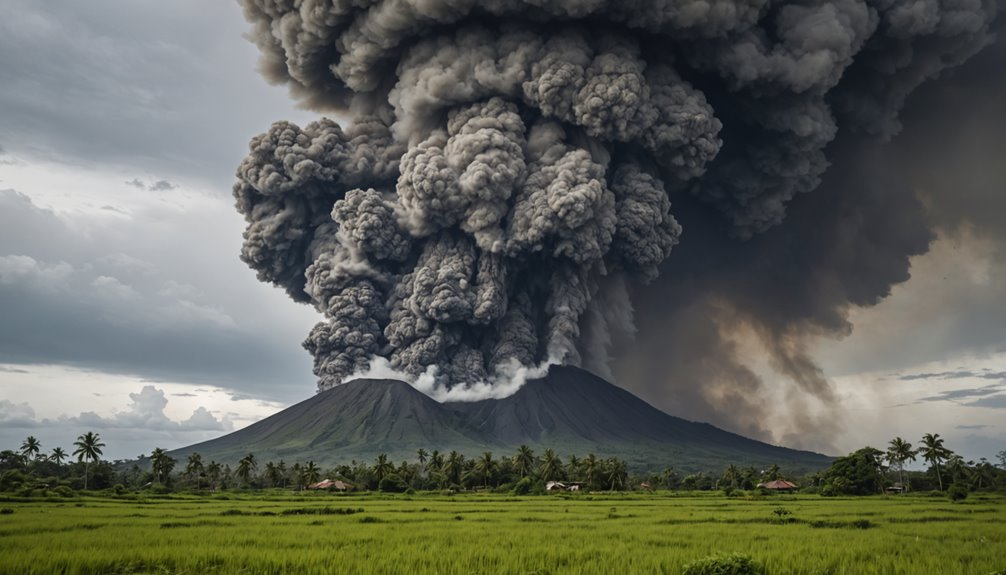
[{"left": 762, "top": 479, "right": 799, "bottom": 490}]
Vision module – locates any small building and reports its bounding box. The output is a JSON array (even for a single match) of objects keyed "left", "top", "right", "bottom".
[
  {"left": 759, "top": 479, "right": 799, "bottom": 492},
  {"left": 885, "top": 483, "right": 905, "bottom": 494},
  {"left": 546, "top": 481, "right": 584, "bottom": 492},
  {"left": 308, "top": 479, "right": 353, "bottom": 491}
]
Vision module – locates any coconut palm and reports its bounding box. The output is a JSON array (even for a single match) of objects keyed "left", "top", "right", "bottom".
[
  {"left": 722, "top": 464, "right": 740, "bottom": 489},
  {"left": 185, "top": 452, "right": 205, "bottom": 489},
  {"left": 73, "top": 432, "right": 105, "bottom": 490},
  {"left": 945, "top": 454, "right": 967, "bottom": 485},
  {"left": 474, "top": 452, "right": 497, "bottom": 487},
  {"left": 206, "top": 461, "right": 222, "bottom": 490},
  {"left": 237, "top": 454, "right": 257, "bottom": 486},
  {"left": 606, "top": 458, "right": 627, "bottom": 491},
  {"left": 920, "top": 433, "right": 951, "bottom": 491},
  {"left": 429, "top": 450, "right": 444, "bottom": 473},
  {"left": 264, "top": 461, "right": 281, "bottom": 487},
  {"left": 444, "top": 451, "right": 464, "bottom": 486},
  {"left": 20, "top": 436, "right": 41, "bottom": 461},
  {"left": 513, "top": 445, "right": 536, "bottom": 478},
  {"left": 886, "top": 437, "right": 916, "bottom": 492},
  {"left": 539, "top": 449, "right": 562, "bottom": 482},
  {"left": 373, "top": 454, "right": 394, "bottom": 483},
  {"left": 416, "top": 449, "right": 429, "bottom": 467},
  {"left": 302, "top": 461, "right": 321, "bottom": 485},
  {"left": 763, "top": 464, "right": 781, "bottom": 482},
  {"left": 50, "top": 447, "right": 67, "bottom": 468},
  {"left": 150, "top": 448, "right": 176, "bottom": 485},
  {"left": 583, "top": 454, "right": 601, "bottom": 491},
  {"left": 566, "top": 454, "right": 581, "bottom": 481}
]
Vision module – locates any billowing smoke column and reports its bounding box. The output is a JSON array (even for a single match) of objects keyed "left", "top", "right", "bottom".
[{"left": 233, "top": 0, "right": 998, "bottom": 395}]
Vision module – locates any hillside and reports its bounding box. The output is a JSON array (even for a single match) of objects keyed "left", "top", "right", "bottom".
[{"left": 169, "top": 366, "right": 831, "bottom": 473}]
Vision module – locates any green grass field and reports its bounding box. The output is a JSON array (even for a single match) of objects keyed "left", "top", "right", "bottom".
[{"left": 0, "top": 492, "right": 1002, "bottom": 574}]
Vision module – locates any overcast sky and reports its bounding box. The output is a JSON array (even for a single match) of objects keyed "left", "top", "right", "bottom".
[{"left": 1, "top": 0, "right": 1003, "bottom": 462}]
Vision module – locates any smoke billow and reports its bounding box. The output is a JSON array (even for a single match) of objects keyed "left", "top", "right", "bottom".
[{"left": 232, "top": 0, "right": 999, "bottom": 421}]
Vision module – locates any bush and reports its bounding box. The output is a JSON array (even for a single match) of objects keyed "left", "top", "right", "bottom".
[
  {"left": 51, "top": 486, "right": 75, "bottom": 498},
  {"left": 512, "top": 477, "right": 532, "bottom": 496},
  {"left": 682, "top": 553, "right": 766, "bottom": 575},
  {"left": 0, "top": 508, "right": 13, "bottom": 515},
  {"left": 947, "top": 484, "right": 968, "bottom": 502},
  {"left": 378, "top": 474, "right": 407, "bottom": 493}
]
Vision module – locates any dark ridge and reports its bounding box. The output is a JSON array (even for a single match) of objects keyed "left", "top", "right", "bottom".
[{"left": 170, "top": 366, "right": 831, "bottom": 473}]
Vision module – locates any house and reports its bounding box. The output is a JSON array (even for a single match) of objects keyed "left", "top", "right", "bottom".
[
  {"left": 308, "top": 479, "right": 353, "bottom": 491},
  {"left": 885, "top": 483, "right": 905, "bottom": 494},
  {"left": 759, "top": 479, "right": 799, "bottom": 492},
  {"left": 546, "top": 481, "right": 584, "bottom": 492}
]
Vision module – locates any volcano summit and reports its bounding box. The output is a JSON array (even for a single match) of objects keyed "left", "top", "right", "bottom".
[{"left": 172, "top": 366, "right": 830, "bottom": 472}]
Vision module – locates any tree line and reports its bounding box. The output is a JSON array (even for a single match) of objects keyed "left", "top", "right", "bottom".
[{"left": 3, "top": 432, "right": 1004, "bottom": 497}]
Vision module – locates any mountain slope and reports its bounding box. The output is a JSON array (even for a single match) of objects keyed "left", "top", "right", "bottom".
[
  {"left": 171, "top": 378, "right": 495, "bottom": 465},
  {"left": 170, "top": 367, "right": 831, "bottom": 472},
  {"left": 448, "top": 365, "right": 829, "bottom": 470}
]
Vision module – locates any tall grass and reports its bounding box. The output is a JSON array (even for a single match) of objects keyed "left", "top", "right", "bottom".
[{"left": 0, "top": 492, "right": 1002, "bottom": 574}]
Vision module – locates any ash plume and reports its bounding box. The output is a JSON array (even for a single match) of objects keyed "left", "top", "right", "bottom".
[{"left": 232, "top": 0, "right": 1000, "bottom": 426}]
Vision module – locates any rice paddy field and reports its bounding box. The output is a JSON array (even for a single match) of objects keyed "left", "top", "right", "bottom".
[{"left": 0, "top": 492, "right": 1003, "bottom": 575}]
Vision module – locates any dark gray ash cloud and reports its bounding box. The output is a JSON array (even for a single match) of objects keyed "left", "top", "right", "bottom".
[
  {"left": 230, "top": 0, "right": 1002, "bottom": 441},
  {"left": 901, "top": 370, "right": 1006, "bottom": 381}
]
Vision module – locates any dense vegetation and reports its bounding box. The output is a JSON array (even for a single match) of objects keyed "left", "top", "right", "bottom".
[
  {"left": 0, "top": 492, "right": 1003, "bottom": 574},
  {"left": 2, "top": 433, "right": 1004, "bottom": 498}
]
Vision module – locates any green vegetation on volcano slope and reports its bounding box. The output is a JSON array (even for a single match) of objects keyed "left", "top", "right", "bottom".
[{"left": 1, "top": 492, "right": 1003, "bottom": 575}]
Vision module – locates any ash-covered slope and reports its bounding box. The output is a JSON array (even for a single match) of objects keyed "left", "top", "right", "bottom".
[
  {"left": 171, "top": 367, "right": 830, "bottom": 472},
  {"left": 170, "top": 378, "right": 493, "bottom": 465},
  {"left": 448, "top": 366, "right": 830, "bottom": 470}
]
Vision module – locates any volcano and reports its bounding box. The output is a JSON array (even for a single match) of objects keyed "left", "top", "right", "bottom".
[{"left": 171, "top": 366, "right": 831, "bottom": 473}]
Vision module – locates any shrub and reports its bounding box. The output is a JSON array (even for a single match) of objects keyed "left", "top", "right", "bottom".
[
  {"left": 682, "top": 553, "right": 766, "bottom": 575},
  {"left": 378, "top": 474, "right": 407, "bottom": 493},
  {"left": 51, "top": 486, "right": 75, "bottom": 498},
  {"left": 512, "top": 477, "right": 532, "bottom": 496},
  {"left": 0, "top": 508, "right": 13, "bottom": 515},
  {"left": 947, "top": 484, "right": 968, "bottom": 502}
]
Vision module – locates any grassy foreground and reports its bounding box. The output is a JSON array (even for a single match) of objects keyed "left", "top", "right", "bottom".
[{"left": 0, "top": 492, "right": 1003, "bottom": 575}]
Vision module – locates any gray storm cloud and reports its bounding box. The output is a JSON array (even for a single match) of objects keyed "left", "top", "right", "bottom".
[{"left": 232, "top": 0, "right": 999, "bottom": 405}]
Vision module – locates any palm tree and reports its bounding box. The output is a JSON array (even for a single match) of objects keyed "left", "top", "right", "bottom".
[
  {"left": 945, "top": 454, "right": 967, "bottom": 485},
  {"left": 920, "top": 433, "right": 950, "bottom": 491},
  {"left": 20, "top": 436, "right": 41, "bottom": 461},
  {"left": 277, "top": 461, "right": 288, "bottom": 488},
  {"left": 445, "top": 451, "right": 464, "bottom": 486},
  {"left": 606, "top": 458, "right": 627, "bottom": 491},
  {"left": 185, "top": 453, "right": 205, "bottom": 489},
  {"left": 539, "top": 449, "right": 562, "bottom": 482},
  {"left": 429, "top": 450, "right": 444, "bottom": 474},
  {"left": 264, "top": 462, "right": 281, "bottom": 487},
  {"left": 237, "top": 454, "right": 257, "bottom": 486},
  {"left": 886, "top": 437, "right": 916, "bottom": 492},
  {"left": 513, "top": 445, "right": 536, "bottom": 478},
  {"left": 583, "top": 454, "right": 601, "bottom": 491},
  {"left": 566, "top": 455, "right": 581, "bottom": 481},
  {"left": 474, "top": 452, "right": 497, "bottom": 488},
  {"left": 50, "top": 447, "right": 67, "bottom": 468},
  {"left": 302, "top": 461, "right": 321, "bottom": 485},
  {"left": 373, "top": 454, "right": 394, "bottom": 483},
  {"left": 206, "top": 461, "right": 222, "bottom": 490},
  {"left": 416, "top": 449, "right": 429, "bottom": 468},
  {"left": 150, "top": 448, "right": 176, "bottom": 485},
  {"left": 763, "top": 464, "right": 781, "bottom": 482},
  {"left": 73, "top": 432, "right": 105, "bottom": 490},
  {"left": 722, "top": 464, "right": 740, "bottom": 489}
]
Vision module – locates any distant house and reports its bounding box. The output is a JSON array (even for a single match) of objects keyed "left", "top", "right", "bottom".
[
  {"left": 639, "top": 482, "right": 653, "bottom": 491},
  {"left": 546, "top": 481, "right": 584, "bottom": 492},
  {"left": 759, "top": 479, "right": 799, "bottom": 492},
  {"left": 308, "top": 479, "right": 353, "bottom": 491},
  {"left": 885, "top": 483, "right": 905, "bottom": 494}
]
